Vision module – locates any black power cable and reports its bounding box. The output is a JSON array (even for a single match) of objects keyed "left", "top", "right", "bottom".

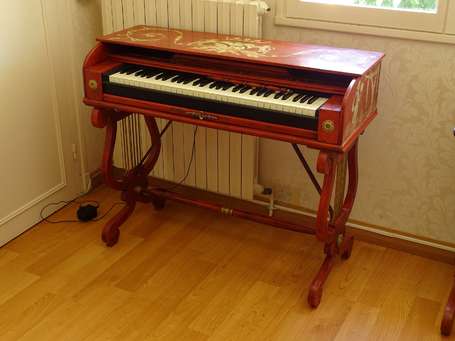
[
  {"left": 39, "top": 125, "right": 198, "bottom": 224},
  {"left": 40, "top": 198, "right": 125, "bottom": 224}
]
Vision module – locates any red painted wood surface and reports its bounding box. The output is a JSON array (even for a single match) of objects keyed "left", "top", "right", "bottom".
[
  {"left": 84, "top": 26, "right": 383, "bottom": 147},
  {"left": 442, "top": 275, "right": 455, "bottom": 336},
  {"left": 99, "top": 25, "right": 384, "bottom": 76}
]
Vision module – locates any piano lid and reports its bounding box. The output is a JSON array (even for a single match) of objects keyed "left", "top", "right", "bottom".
[{"left": 98, "top": 26, "right": 384, "bottom": 77}]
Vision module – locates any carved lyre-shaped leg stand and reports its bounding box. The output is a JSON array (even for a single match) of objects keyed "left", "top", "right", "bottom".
[
  {"left": 92, "top": 109, "right": 162, "bottom": 247},
  {"left": 294, "top": 141, "right": 358, "bottom": 308},
  {"left": 92, "top": 106, "right": 360, "bottom": 308}
]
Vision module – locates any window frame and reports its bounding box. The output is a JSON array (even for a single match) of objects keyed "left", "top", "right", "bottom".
[{"left": 276, "top": 0, "right": 455, "bottom": 45}]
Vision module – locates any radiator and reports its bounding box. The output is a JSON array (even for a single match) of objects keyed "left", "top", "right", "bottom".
[{"left": 101, "top": 0, "right": 267, "bottom": 200}]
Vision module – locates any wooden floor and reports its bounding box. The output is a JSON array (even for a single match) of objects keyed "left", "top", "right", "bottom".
[{"left": 1, "top": 186, "right": 454, "bottom": 341}]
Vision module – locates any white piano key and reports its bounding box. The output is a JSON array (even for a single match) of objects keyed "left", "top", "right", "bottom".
[{"left": 110, "top": 69, "right": 328, "bottom": 118}]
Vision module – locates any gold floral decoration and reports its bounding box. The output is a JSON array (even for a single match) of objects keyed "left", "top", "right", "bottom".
[{"left": 185, "top": 37, "right": 274, "bottom": 58}]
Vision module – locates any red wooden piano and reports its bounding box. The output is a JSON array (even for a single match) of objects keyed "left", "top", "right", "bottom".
[{"left": 83, "top": 26, "right": 384, "bottom": 308}]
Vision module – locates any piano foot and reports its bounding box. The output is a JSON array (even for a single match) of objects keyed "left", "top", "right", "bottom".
[
  {"left": 340, "top": 234, "right": 354, "bottom": 260},
  {"left": 102, "top": 195, "right": 136, "bottom": 247},
  {"left": 102, "top": 224, "right": 120, "bottom": 247},
  {"left": 441, "top": 275, "right": 455, "bottom": 336},
  {"left": 151, "top": 194, "right": 166, "bottom": 211},
  {"left": 96, "top": 111, "right": 162, "bottom": 247},
  {"left": 306, "top": 142, "right": 359, "bottom": 308},
  {"left": 308, "top": 252, "right": 335, "bottom": 308}
]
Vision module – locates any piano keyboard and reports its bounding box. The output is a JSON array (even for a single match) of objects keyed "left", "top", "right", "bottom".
[{"left": 107, "top": 65, "right": 329, "bottom": 119}]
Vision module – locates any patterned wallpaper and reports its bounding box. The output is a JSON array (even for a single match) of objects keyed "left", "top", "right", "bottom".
[{"left": 261, "top": 0, "right": 455, "bottom": 244}]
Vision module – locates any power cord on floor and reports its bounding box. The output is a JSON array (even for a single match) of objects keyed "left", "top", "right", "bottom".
[
  {"left": 40, "top": 125, "right": 198, "bottom": 224},
  {"left": 40, "top": 196, "right": 125, "bottom": 224}
]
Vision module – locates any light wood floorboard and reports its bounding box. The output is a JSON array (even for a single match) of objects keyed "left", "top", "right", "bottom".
[{"left": 0, "top": 186, "right": 454, "bottom": 340}]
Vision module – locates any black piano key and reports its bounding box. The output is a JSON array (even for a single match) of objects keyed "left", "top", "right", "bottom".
[
  {"left": 256, "top": 88, "right": 265, "bottom": 95},
  {"left": 176, "top": 76, "right": 187, "bottom": 83},
  {"left": 250, "top": 88, "right": 260, "bottom": 96},
  {"left": 125, "top": 66, "right": 141, "bottom": 75},
  {"left": 256, "top": 88, "right": 267, "bottom": 96},
  {"left": 120, "top": 65, "right": 137, "bottom": 74},
  {"left": 146, "top": 70, "right": 157, "bottom": 77},
  {"left": 162, "top": 73, "right": 175, "bottom": 80},
  {"left": 133, "top": 69, "right": 145, "bottom": 76},
  {"left": 162, "top": 73, "right": 177, "bottom": 81},
  {"left": 139, "top": 70, "right": 151, "bottom": 77},
  {"left": 209, "top": 82, "right": 219, "bottom": 89},
  {"left": 263, "top": 90, "right": 274, "bottom": 97},
  {"left": 300, "top": 95, "right": 311, "bottom": 103},
  {"left": 232, "top": 84, "right": 244, "bottom": 92},
  {"left": 307, "top": 96, "right": 319, "bottom": 104},
  {"left": 293, "top": 94, "right": 305, "bottom": 102},
  {"left": 222, "top": 83, "right": 234, "bottom": 90},
  {"left": 274, "top": 91, "right": 285, "bottom": 99},
  {"left": 199, "top": 79, "right": 212, "bottom": 87},
  {"left": 239, "top": 86, "right": 251, "bottom": 94},
  {"left": 155, "top": 73, "right": 166, "bottom": 80},
  {"left": 281, "top": 91, "right": 294, "bottom": 100},
  {"left": 170, "top": 75, "right": 182, "bottom": 83},
  {"left": 192, "top": 78, "right": 203, "bottom": 86},
  {"left": 183, "top": 75, "right": 200, "bottom": 84}
]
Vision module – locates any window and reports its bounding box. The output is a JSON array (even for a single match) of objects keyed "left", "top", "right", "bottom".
[
  {"left": 276, "top": 0, "right": 455, "bottom": 44},
  {"left": 304, "top": 0, "right": 437, "bottom": 13}
]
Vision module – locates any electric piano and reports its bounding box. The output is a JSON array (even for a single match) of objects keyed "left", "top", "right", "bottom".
[{"left": 83, "top": 25, "right": 384, "bottom": 308}]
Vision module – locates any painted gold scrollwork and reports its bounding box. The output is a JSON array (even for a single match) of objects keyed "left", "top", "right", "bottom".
[
  {"left": 351, "top": 64, "right": 380, "bottom": 125},
  {"left": 186, "top": 37, "right": 274, "bottom": 58},
  {"left": 108, "top": 26, "right": 174, "bottom": 43}
]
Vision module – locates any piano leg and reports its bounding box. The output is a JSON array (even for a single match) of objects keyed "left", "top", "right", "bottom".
[
  {"left": 102, "top": 193, "right": 136, "bottom": 247},
  {"left": 95, "top": 109, "right": 162, "bottom": 247},
  {"left": 441, "top": 274, "right": 455, "bottom": 336},
  {"left": 307, "top": 140, "right": 358, "bottom": 308}
]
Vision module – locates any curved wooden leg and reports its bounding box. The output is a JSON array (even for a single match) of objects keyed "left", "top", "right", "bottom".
[
  {"left": 142, "top": 117, "right": 166, "bottom": 210},
  {"left": 306, "top": 151, "right": 337, "bottom": 308},
  {"left": 308, "top": 254, "right": 335, "bottom": 308},
  {"left": 93, "top": 111, "right": 163, "bottom": 247},
  {"left": 441, "top": 275, "right": 455, "bottom": 336},
  {"left": 307, "top": 142, "right": 359, "bottom": 308},
  {"left": 334, "top": 141, "right": 359, "bottom": 261},
  {"left": 102, "top": 196, "right": 136, "bottom": 247},
  {"left": 340, "top": 235, "right": 354, "bottom": 260},
  {"left": 99, "top": 110, "right": 125, "bottom": 191},
  {"left": 315, "top": 151, "right": 337, "bottom": 242},
  {"left": 334, "top": 141, "right": 359, "bottom": 233}
]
